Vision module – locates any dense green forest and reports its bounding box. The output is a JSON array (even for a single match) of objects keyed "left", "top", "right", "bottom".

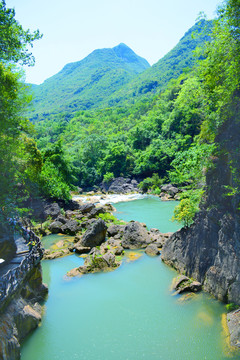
[{"left": 1, "top": 0, "right": 240, "bottom": 227}]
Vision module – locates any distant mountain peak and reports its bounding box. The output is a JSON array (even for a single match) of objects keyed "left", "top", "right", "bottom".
[
  {"left": 28, "top": 43, "right": 150, "bottom": 117},
  {"left": 113, "top": 43, "right": 130, "bottom": 51},
  {"left": 112, "top": 43, "right": 150, "bottom": 68}
]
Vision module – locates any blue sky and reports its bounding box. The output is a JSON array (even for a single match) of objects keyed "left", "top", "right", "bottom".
[{"left": 6, "top": 0, "right": 222, "bottom": 84}]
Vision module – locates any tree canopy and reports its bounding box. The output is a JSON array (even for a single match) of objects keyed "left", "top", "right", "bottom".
[
  {"left": 0, "top": 0, "right": 42, "bottom": 219},
  {"left": 0, "top": 0, "right": 42, "bottom": 64}
]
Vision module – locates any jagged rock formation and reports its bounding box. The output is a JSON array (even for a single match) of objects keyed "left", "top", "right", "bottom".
[
  {"left": 0, "top": 265, "right": 48, "bottom": 360},
  {"left": 161, "top": 95, "right": 240, "bottom": 305}
]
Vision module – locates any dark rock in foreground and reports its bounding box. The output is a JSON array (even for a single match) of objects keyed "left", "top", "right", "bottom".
[
  {"left": 145, "top": 244, "right": 160, "bottom": 256},
  {"left": 0, "top": 265, "right": 48, "bottom": 360},
  {"left": 81, "top": 219, "right": 107, "bottom": 248},
  {"left": 48, "top": 218, "right": 80, "bottom": 236},
  {"left": 122, "top": 221, "right": 152, "bottom": 249}
]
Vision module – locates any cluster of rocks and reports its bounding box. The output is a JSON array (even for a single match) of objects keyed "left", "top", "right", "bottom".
[
  {"left": 67, "top": 220, "right": 172, "bottom": 276},
  {"left": 100, "top": 177, "right": 139, "bottom": 194},
  {"left": 43, "top": 202, "right": 112, "bottom": 259},
  {"left": 42, "top": 199, "right": 204, "bottom": 298},
  {"left": 43, "top": 202, "right": 111, "bottom": 236},
  {"left": 159, "top": 184, "right": 181, "bottom": 201}
]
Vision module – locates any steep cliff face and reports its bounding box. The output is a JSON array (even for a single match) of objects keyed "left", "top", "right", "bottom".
[
  {"left": 0, "top": 265, "right": 48, "bottom": 360},
  {"left": 162, "top": 95, "right": 240, "bottom": 304}
]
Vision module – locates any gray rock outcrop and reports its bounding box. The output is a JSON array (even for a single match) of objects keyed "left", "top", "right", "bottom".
[
  {"left": 122, "top": 221, "right": 151, "bottom": 249},
  {"left": 161, "top": 94, "right": 240, "bottom": 305},
  {"left": 67, "top": 248, "right": 121, "bottom": 276},
  {"left": 101, "top": 177, "right": 139, "bottom": 194},
  {"left": 145, "top": 244, "right": 160, "bottom": 256},
  {"left": 160, "top": 184, "right": 180, "bottom": 200},
  {"left": 107, "top": 224, "right": 125, "bottom": 238},
  {"left": 61, "top": 219, "right": 80, "bottom": 235},
  {"left": 81, "top": 219, "right": 107, "bottom": 248},
  {"left": 44, "top": 202, "right": 61, "bottom": 219},
  {"left": 227, "top": 310, "right": 240, "bottom": 348},
  {"left": 0, "top": 265, "right": 47, "bottom": 360},
  {"left": 48, "top": 219, "right": 80, "bottom": 235}
]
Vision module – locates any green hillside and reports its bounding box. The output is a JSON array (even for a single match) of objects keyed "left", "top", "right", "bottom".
[
  {"left": 29, "top": 43, "right": 150, "bottom": 120},
  {"left": 107, "top": 19, "right": 213, "bottom": 106},
  {"left": 29, "top": 19, "right": 212, "bottom": 121},
  {"left": 31, "top": 18, "right": 215, "bottom": 198}
]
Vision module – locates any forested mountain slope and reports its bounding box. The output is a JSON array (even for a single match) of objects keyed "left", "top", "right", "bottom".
[
  {"left": 29, "top": 43, "right": 150, "bottom": 120},
  {"left": 29, "top": 20, "right": 212, "bottom": 121},
  {"left": 107, "top": 19, "right": 213, "bottom": 106}
]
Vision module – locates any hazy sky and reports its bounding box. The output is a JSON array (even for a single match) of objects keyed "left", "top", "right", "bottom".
[{"left": 6, "top": 0, "right": 222, "bottom": 85}]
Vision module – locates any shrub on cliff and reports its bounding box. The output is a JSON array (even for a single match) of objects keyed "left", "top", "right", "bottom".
[{"left": 172, "top": 189, "right": 203, "bottom": 227}]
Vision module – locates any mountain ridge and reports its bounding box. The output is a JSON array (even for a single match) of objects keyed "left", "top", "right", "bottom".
[
  {"left": 106, "top": 19, "right": 213, "bottom": 107},
  {"left": 29, "top": 43, "right": 150, "bottom": 119},
  {"left": 29, "top": 20, "right": 212, "bottom": 120}
]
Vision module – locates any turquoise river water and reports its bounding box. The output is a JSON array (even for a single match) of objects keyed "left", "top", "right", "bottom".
[{"left": 21, "top": 196, "right": 239, "bottom": 360}]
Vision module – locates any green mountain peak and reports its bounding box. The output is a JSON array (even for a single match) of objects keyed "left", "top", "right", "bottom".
[{"left": 30, "top": 43, "right": 150, "bottom": 119}]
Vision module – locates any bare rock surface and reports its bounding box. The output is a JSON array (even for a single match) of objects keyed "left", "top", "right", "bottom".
[
  {"left": 0, "top": 265, "right": 47, "bottom": 360},
  {"left": 145, "top": 244, "right": 160, "bottom": 256},
  {"left": 121, "top": 221, "right": 152, "bottom": 249},
  {"left": 81, "top": 219, "right": 107, "bottom": 248},
  {"left": 227, "top": 309, "right": 240, "bottom": 348},
  {"left": 172, "top": 275, "right": 202, "bottom": 294}
]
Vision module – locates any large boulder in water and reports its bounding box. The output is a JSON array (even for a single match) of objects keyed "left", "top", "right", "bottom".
[
  {"left": 81, "top": 219, "right": 107, "bottom": 248},
  {"left": 145, "top": 244, "right": 160, "bottom": 256},
  {"left": 172, "top": 275, "right": 202, "bottom": 294},
  {"left": 67, "top": 248, "right": 121, "bottom": 276},
  {"left": 121, "top": 221, "right": 152, "bottom": 249}
]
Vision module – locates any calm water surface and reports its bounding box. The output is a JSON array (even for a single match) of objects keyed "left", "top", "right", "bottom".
[
  {"left": 114, "top": 195, "right": 180, "bottom": 232},
  {"left": 21, "top": 197, "right": 237, "bottom": 360}
]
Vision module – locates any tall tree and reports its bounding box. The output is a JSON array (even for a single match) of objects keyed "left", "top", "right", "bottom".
[{"left": 0, "top": 0, "right": 42, "bottom": 219}]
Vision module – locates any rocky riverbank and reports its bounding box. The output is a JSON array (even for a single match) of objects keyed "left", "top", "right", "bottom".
[
  {"left": 0, "top": 265, "right": 48, "bottom": 360},
  {"left": 0, "top": 221, "right": 48, "bottom": 360},
  {"left": 36, "top": 198, "right": 172, "bottom": 275},
  {"left": 161, "top": 95, "right": 240, "bottom": 349},
  {"left": 75, "top": 176, "right": 182, "bottom": 202}
]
